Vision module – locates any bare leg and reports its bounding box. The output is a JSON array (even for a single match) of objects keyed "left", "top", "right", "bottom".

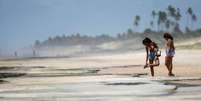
[
  {"left": 149, "top": 60, "right": 154, "bottom": 76},
  {"left": 165, "top": 56, "right": 170, "bottom": 72},
  {"left": 169, "top": 57, "right": 172, "bottom": 74},
  {"left": 169, "top": 57, "right": 175, "bottom": 76},
  {"left": 150, "top": 67, "right": 154, "bottom": 76}
]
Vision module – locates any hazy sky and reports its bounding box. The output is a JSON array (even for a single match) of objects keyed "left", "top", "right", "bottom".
[{"left": 0, "top": 0, "right": 201, "bottom": 53}]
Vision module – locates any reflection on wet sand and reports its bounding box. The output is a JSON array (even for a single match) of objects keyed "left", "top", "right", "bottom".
[
  {"left": 0, "top": 50, "right": 201, "bottom": 101},
  {"left": 0, "top": 65, "right": 199, "bottom": 101}
]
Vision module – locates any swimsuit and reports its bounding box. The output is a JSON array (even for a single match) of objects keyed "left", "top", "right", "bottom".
[
  {"left": 149, "top": 52, "right": 156, "bottom": 61},
  {"left": 147, "top": 42, "right": 159, "bottom": 61},
  {"left": 166, "top": 49, "right": 175, "bottom": 57}
]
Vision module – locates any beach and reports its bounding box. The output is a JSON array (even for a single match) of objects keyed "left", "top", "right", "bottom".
[{"left": 0, "top": 49, "right": 201, "bottom": 101}]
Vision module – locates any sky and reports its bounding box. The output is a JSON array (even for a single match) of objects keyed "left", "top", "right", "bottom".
[{"left": 0, "top": 0, "right": 201, "bottom": 53}]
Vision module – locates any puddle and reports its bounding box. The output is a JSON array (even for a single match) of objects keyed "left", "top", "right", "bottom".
[
  {"left": 0, "top": 73, "right": 26, "bottom": 79},
  {"left": 0, "top": 66, "right": 200, "bottom": 101},
  {"left": 0, "top": 75, "right": 178, "bottom": 101},
  {"left": 104, "top": 82, "right": 148, "bottom": 86},
  {"left": 156, "top": 77, "right": 201, "bottom": 87}
]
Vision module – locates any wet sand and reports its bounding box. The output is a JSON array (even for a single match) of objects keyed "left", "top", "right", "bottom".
[{"left": 0, "top": 50, "right": 201, "bottom": 101}]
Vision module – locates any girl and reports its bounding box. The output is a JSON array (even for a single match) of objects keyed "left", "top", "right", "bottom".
[
  {"left": 163, "top": 33, "right": 175, "bottom": 76},
  {"left": 142, "top": 37, "right": 160, "bottom": 76}
]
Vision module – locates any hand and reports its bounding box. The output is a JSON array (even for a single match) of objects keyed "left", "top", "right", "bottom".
[
  {"left": 144, "top": 64, "right": 149, "bottom": 69},
  {"left": 144, "top": 62, "right": 149, "bottom": 69},
  {"left": 146, "top": 61, "right": 149, "bottom": 65}
]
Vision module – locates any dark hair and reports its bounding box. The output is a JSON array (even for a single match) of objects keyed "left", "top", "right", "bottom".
[
  {"left": 163, "top": 33, "right": 173, "bottom": 40},
  {"left": 142, "top": 37, "right": 152, "bottom": 45}
]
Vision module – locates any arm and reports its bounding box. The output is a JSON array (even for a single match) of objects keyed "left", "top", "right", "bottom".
[{"left": 145, "top": 47, "right": 148, "bottom": 65}]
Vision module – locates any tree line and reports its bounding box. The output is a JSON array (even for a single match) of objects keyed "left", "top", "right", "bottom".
[{"left": 34, "top": 5, "right": 200, "bottom": 48}]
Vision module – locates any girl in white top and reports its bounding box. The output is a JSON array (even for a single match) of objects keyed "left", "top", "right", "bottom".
[{"left": 163, "top": 33, "right": 175, "bottom": 76}]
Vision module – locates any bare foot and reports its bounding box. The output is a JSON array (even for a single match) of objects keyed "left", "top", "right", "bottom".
[{"left": 168, "top": 73, "right": 175, "bottom": 77}]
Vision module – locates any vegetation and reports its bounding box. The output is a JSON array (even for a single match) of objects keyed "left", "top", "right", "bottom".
[{"left": 32, "top": 5, "right": 201, "bottom": 56}]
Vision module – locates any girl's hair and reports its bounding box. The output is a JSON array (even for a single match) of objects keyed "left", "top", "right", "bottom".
[
  {"left": 142, "top": 37, "right": 152, "bottom": 45},
  {"left": 163, "top": 33, "right": 173, "bottom": 40}
]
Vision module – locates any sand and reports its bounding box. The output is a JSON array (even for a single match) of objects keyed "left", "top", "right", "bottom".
[
  {"left": 0, "top": 49, "right": 201, "bottom": 101},
  {"left": 1, "top": 50, "right": 201, "bottom": 77}
]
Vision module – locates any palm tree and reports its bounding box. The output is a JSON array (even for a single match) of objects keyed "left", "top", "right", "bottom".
[
  {"left": 175, "top": 8, "right": 182, "bottom": 22},
  {"left": 127, "top": 28, "right": 134, "bottom": 38},
  {"left": 157, "top": 11, "right": 167, "bottom": 32},
  {"left": 157, "top": 11, "right": 162, "bottom": 31},
  {"left": 35, "top": 40, "right": 40, "bottom": 46},
  {"left": 134, "top": 15, "right": 140, "bottom": 32},
  {"left": 192, "top": 14, "right": 197, "bottom": 22},
  {"left": 152, "top": 10, "right": 156, "bottom": 18},
  {"left": 151, "top": 10, "right": 156, "bottom": 30},
  {"left": 134, "top": 15, "right": 140, "bottom": 26},
  {"left": 173, "top": 8, "right": 182, "bottom": 32},
  {"left": 167, "top": 6, "right": 182, "bottom": 33},
  {"left": 187, "top": 7, "right": 193, "bottom": 29},
  {"left": 187, "top": 7, "right": 193, "bottom": 16},
  {"left": 187, "top": 7, "right": 197, "bottom": 30},
  {"left": 167, "top": 5, "right": 176, "bottom": 17},
  {"left": 167, "top": 5, "right": 176, "bottom": 32},
  {"left": 165, "top": 19, "right": 170, "bottom": 32},
  {"left": 192, "top": 14, "right": 197, "bottom": 30},
  {"left": 150, "top": 21, "right": 154, "bottom": 29},
  {"left": 174, "top": 23, "right": 182, "bottom": 33}
]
